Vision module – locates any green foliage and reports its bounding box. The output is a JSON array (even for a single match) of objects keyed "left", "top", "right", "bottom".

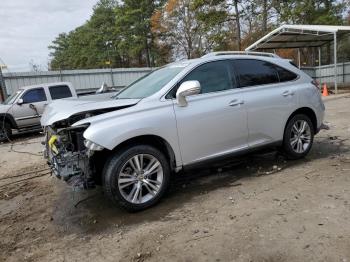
[
  {"left": 274, "top": 0, "right": 346, "bottom": 25},
  {"left": 115, "top": 0, "right": 164, "bottom": 67},
  {"left": 50, "top": 0, "right": 118, "bottom": 70},
  {"left": 49, "top": 0, "right": 350, "bottom": 70}
]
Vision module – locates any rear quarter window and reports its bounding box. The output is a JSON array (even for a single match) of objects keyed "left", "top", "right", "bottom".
[
  {"left": 274, "top": 65, "right": 298, "bottom": 82},
  {"left": 49, "top": 85, "right": 72, "bottom": 100},
  {"left": 232, "top": 59, "right": 279, "bottom": 87}
]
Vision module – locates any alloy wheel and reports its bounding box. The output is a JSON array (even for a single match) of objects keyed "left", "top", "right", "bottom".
[
  {"left": 290, "top": 120, "right": 311, "bottom": 153},
  {"left": 117, "top": 154, "right": 164, "bottom": 204}
]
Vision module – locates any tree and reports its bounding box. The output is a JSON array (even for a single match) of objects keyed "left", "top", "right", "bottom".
[
  {"left": 153, "top": 0, "right": 232, "bottom": 59},
  {"left": 49, "top": 0, "right": 118, "bottom": 70},
  {"left": 115, "top": 0, "right": 165, "bottom": 67},
  {"left": 153, "top": 0, "right": 201, "bottom": 59},
  {"left": 48, "top": 0, "right": 350, "bottom": 69},
  {"left": 273, "top": 0, "right": 346, "bottom": 25}
]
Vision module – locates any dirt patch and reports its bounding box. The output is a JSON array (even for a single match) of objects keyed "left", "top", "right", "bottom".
[{"left": 1, "top": 95, "right": 350, "bottom": 261}]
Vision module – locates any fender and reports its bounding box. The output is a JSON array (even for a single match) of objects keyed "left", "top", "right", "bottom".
[
  {"left": 78, "top": 101, "right": 184, "bottom": 168},
  {"left": 0, "top": 113, "right": 18, "bottom": 129}
]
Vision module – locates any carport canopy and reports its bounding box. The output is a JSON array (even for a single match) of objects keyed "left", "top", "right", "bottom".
[{"left": 245, "top": 25, "right": 350, "bottom": 93}]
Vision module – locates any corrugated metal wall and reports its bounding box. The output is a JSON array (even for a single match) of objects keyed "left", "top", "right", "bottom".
[
  {"left": 3, "top": 68, "right": 153, "bottom": 95},
  {"left": 302, "top": 62, "right": 350, "bottom": 86},
  {"left": 3, "top": 63, "right": 350, "bottom": 96}
]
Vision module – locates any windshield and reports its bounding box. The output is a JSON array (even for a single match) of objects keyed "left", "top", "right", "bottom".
[
  {"left": 2, "top": 90, "right": 23, "bottom": 105},
  {"left": 116, "top": 65, "right": 185, "bottom": 99}
]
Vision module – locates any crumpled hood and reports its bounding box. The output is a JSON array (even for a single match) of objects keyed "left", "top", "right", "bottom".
[{"left": 40, "top": 96, "right": 140, "bottom": 126}]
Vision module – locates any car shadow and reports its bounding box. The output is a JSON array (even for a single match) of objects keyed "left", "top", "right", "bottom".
[
  {"left": 51, "top": 134, "right": 350, "bottom": 236},
  {"left": 2, "top": 130, "right": 43, "bottom": 143}
]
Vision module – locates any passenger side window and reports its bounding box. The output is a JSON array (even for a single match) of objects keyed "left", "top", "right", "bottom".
[
  {"left": 274, "top": 65, "right": 298, "bottom": 82},
  {"left": 49, "top": 85, "right": 73, "bottom": 100},
  {"left": 179, "top": 60, "right": 233, "bottom": 95},
  {"left": 232, "top": 59, "right": 279, "bottom": 88},
  {"left": 22, "top": 88, "right": 47, "bottom": 103}
]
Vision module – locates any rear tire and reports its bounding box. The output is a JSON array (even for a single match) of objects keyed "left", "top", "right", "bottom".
[
  {"left": 0, "top": 122, "right": 12, "bottom": 143},
  {"left": 282, "top": 114, "right": 314, "bottom": 160},
  {"left": 103, "top": 145, "right": 171, "bottom": 212}
]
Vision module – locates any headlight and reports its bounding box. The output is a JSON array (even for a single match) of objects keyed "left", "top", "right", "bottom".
[{"left": 84, "top": 140, "right": 104, "bottom": 151}]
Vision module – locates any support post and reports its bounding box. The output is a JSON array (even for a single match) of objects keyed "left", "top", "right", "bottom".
[
  {"left": 298, "top": 49, "right": 301, "bottom": 68},
  {"left": 334, "top": 32, "right": 338, "bottom": 94},
  {"left": 318, "top": 47, "right": 321, "bottom": 86},
  {"left": 59, "top": 68, "right": 63, "bottom": 82},
  {"left": 0, "top": 66, "right": 7, "bottom": 100},
  {"left": 110, "top": 67, "right": 115, "bottom": 88}
]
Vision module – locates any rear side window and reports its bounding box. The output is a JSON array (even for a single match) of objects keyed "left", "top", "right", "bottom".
[
  {"left": 49, "top": 85, "right": 72, "bottom": 100},
  {"left": 274, "top": 65, "right": 298, "bottom": 82},
  {"left": 22, "top": 88, "right": 47, "bottom": 103},
  {"left": 232, "top": 59, "right": 279, "bottom": 87}
]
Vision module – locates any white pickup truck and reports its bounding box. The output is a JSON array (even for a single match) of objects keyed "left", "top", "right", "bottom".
[
  {"left": 0, "top": 82, "right": 77, "bottom": 141},
  {"left": 0, "top": 82, "right": 115, "bottom": 142}
]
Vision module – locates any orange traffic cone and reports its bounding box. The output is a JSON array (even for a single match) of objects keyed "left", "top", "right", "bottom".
[{"left": 322, "top": 83, "right": 329, "bottom": 97}]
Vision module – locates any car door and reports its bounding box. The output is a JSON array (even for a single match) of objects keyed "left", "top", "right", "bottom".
[
  {"left": 171, "top": 60, "right": 248, "bottom": 166},
  {"left": 231, "top": 59, "right": 298, "bottom": 147},
  {"left": 11, "top": 87, "right": 48, "bottom": 127}
]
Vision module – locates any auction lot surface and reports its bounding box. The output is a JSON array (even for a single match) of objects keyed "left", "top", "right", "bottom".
[{"left": 1, "top": 95, "right": 350, "bottom": 262}]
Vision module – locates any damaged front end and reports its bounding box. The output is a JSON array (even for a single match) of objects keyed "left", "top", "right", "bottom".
[
  {"left": 41, "top": 97, "right": 140, "bottom": 190},
  {"left": 44, "top": 121, "right": 102, "bottom": 190}
]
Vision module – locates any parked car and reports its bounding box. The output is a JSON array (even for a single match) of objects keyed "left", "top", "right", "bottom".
[
  {"left": 0, "top": 82, "right": 77, "bottom": 141},
  {"left": 0, "top": 82, "right": 116, "bottom": 142},
  {"left": 41, "top": 51, "right": 325, "bottom": 211}
]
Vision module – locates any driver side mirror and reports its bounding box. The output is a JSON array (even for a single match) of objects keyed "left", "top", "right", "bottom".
[
  {"left": 176, "top": 81, "right": 201, "bottom": 107},
  {"left": 17, "top": 98, "right": 24, "bottom": 105}
]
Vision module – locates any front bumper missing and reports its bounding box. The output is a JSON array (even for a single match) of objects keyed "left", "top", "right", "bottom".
[{"left": 44, "top": 129, "right": 95, "bottom": 190}]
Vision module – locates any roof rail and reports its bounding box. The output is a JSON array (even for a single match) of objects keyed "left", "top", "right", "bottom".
[{"left": 201, "top": 51, "right": 279, "bottom": 58}]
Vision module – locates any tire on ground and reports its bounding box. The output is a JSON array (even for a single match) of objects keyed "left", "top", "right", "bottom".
[
  {"left": 282, "top": 114, "right": 314, "bottom": 160},
  {"left": 103, "top": 144, "right": 171, "bottom": 212},
  {"left": 0, "top": 122, "right": 12, "bottom": 143}
]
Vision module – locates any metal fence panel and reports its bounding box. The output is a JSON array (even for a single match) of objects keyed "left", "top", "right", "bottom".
[
  {"left": 3, "top": 63, "right": 350, "bottom": 96},
  {"left": 3, "top": 68, "right": 153, "bottom": 95},
  {"left": 302, "top": 62, "right": 350, "bottom": 86}
]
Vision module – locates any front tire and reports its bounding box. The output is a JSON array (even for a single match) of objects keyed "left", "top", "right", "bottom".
[
  {"left": 282, "top": 114, "right": 314, "bottom": 160},
  {"left": 103, "top": 145, "right": 171, "bottom": 212},
  {"left": 0, "top": 122, "right": 12, "bottom": 143}
]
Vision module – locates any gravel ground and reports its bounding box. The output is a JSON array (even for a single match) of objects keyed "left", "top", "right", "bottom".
[{"left": 0, "top": 94, "right": 350, "bottom": 262}]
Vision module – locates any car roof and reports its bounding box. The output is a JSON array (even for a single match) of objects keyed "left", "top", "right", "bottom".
[{"left": 168, "top": 52, "right": 285, "bottom": 69}]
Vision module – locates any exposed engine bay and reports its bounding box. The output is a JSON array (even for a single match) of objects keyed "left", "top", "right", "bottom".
[
  {"left": 40, "top": 96, "right": 140, "bottom": 190},
  {"left": 45, "top": 124, "right": 94, "bottom": 190},
  {"left": 44, "top": 109, "right": 119, "bottom": 190}
]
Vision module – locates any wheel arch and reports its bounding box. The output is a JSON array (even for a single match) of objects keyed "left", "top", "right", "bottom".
[
  {"left": 93, "top": 134, "right": 178, "bottom": 182},
  {"left": 114, "top": 135, "right": 177, "bottom": 169},
  {"left": 0, "top": 113, "right": 17, "bottom": 129},
  {"left": 285, "top": 107, "right": 317, "bottom": 134}
]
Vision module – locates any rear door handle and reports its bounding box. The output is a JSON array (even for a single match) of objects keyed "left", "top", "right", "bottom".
[
  {"left": 229, "top": 99, "right": 244, "bottom": 107},
  {"left": 282, "top": 90, "right": 295, "bottom": 97}
]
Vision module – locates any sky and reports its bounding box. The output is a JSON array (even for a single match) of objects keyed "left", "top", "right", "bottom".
[{"left": 0, "top": 0, "right": 99, "bottom": 72}]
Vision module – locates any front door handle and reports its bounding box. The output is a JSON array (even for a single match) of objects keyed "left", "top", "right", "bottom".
[
  {"left": 229, "top": 99, "right": 244, "bottom": 107},
  {"left": 282, "top": 90, "right": 295, "bottom": 97}
]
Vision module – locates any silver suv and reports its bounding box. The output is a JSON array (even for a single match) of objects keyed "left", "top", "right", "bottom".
[{"left": 41, "top": 52, "right": 325, "bottom": 211}]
